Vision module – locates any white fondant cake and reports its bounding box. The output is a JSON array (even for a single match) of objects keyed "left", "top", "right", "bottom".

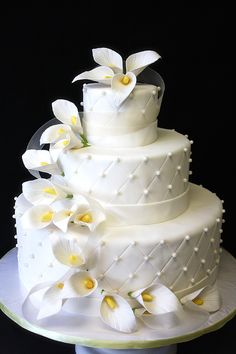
[{"left": 14, "top": 48, "right": 224, "bottom": 334}]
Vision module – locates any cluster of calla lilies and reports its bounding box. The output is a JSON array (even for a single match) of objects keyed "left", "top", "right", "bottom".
[
  {"left": 20, "top": 48, "right": 221, "bottom": 333},
  {"left": 72, "top": 47, "right": 161, "bottom": 106}
]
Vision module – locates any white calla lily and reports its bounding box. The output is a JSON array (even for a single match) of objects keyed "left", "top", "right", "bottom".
[
  {"left": 73, "top": 197, "right": 106, "bottom": 232},
  {"left": 22, "top": 178, "right": 66, "bottom": 206},
  {"left": 21, "top": 204, "right": 54, "bottom": 229},
  {"left": 41, "top": 124, "right": 83, "bottom": 150},
  {"left": 181, "top": 282, "right": 221, "bottom": 313},
  {"left": 51, "top": 234, "right": 85, "bottom": 268},
  {"left": 111, "top": 72, "right": 137, "bottom": 106},
  {"left": 72, "top": 48, "right": 161, "bottom": 106},
  {"left": 35, "top": 270, "right": 97, "bottom": 320},
  {"left": 52, "top": 99, "right": 83, "bottom": 133},
  {"left": 22, "top": 149, "right": 61, "bottom": 175},
  {"left": 126, "top": 50, "right": 161, "bottom": 76},
  {"left": 100, "top": 293, "right": 137, "bottom": 333},
  {"left": 131, "top": 283, "right": 183, "bottom": 315},
  {"left": 67, "top": 271, "right": 98, "bottom": 297},
  {"left": 72, "top": 66, "right": 115, "bottom": 85},
  {"left": 52, "top": 199, "right": 78, "bottom": 232},
  {"left": 92, "top": 48, "right": 123, "bottom": 73},
  {"left": 40, "top": 124, "right": 71, "bottom": 144}
]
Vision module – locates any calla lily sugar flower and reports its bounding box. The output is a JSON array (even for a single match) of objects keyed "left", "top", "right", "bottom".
[{"left": 73, "top": 47, "right": 161, "bottom": 106}]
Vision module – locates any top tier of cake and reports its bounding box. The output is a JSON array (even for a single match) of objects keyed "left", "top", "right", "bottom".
[{"left": 82, "top": 83, "right": 162, "bottom": 148}]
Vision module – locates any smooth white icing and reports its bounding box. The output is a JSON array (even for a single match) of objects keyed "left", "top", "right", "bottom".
[
  {"left": 16, "top": 184, "right": 223, "bottom": 304},
  {"left": 58, "top": 129, "right": 191, "bottom": 216},
  {"left": 82, "top": 83, "right": 161, "bottom": 147}
]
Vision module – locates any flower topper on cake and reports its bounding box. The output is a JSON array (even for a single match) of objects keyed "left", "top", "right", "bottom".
[{"left": 72, "top": 48, "right": 161, "bottom": 106}]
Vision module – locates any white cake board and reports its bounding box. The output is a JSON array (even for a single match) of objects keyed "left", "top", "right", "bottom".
[{"left": 1, "top": 248, "right": 236, "bottom": 353}]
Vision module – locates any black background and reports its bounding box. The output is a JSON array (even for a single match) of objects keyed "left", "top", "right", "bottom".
[{"left": 0, "top": 5, "right": 234, "bottom": 354}]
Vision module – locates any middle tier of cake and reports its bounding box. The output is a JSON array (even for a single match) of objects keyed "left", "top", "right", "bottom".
[{"left": 58, "top": 128, "right": 191, "bottom": 225}]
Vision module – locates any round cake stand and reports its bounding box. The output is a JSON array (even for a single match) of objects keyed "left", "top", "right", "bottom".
[{"left": 1, "top": 249, "right": 236, "bottom": 354}]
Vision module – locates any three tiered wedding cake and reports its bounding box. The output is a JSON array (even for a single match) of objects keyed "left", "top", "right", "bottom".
[{"left": 14, "top": 48, "right": 223, "bottom": 333}]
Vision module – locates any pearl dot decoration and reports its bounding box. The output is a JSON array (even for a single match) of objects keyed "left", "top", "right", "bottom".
[
  {"left": 143, "top": 189, "right": 149, "bottom": 196},
  {"left": 168, "top": 184, "right": 173, "bottom": 190},
  {"left": 183, "top": 266, "right": 188, "bottom": 272},
  {"left": 185, "top": 235, "right": 190, "bottom": 241},
  {"left": 167, "top": 152, "right": 172, "bottom": 157},
  {"left": 201, "top": 259, "right": 206, "bottom": 265},
  {"left": 143, "top": 156, "right": 149, "bottom": 163},
  {"left": 155, "top": 170, "right": 161, "bottom": 176},
  {"left": 183, "top": 147, "right": 188, "bottom": 153},
  {"left": 160, "top": 240, "right": 165, "bottom": 245},
  {"left": 114, "top": 256, "right": 120, "bottom": 262},
  {"left": 172, "top": 252, "right": 177, "bottom": 258}
]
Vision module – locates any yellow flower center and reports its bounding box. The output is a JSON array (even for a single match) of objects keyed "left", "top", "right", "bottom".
[
  {"left": 121, "top": 75, "right": 130, "bottom": 85},
  {"left": 84, "top": 278, "right": 95, "bottom": 289},
  {"left": 57, "top": 128, "right": 65, "bottom": 135},
  {"left": 62, "top": 139, "right": 69, "bottom": 147},
  {"left": 104, "top": 296, "right": 117, "bottom": 310},
  {"left": 40, "top": 161, "right": 49, "bottom": 166},
  {"left": 56, "top": 282, "right": 64, "bottom": 290},
  {"left": 79, "top": 213, "right": 93, "bottom": 223},
  {"left": 71, "top": 116, "right": 77, "bottom": 126},
  {"left": 193, "top": 297, "right": 204, "bottom": 306},
  {"left": 69, "top": 254, "right": 80, "bottom": 266},
  {"left": 142, "top": 292, "right": 154, "bottom": 302},
  {"left": 43, "top": 187, "right": 57, "bottom": 195},
  {"left": 40, "top": 211, "right": 54, "bottom": 222}
]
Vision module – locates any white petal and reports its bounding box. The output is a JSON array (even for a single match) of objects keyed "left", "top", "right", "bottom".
[
  {"left": 100, "top": 294, "right": 136, "bottom": 333},
  {"left": 194, "top": 283, "right": 221, "bottom": 313},
  {"left": 51, "top": 199, "right": 75, "bottom": 232},
  {"left": 53, "top": 210, "right": 73, "bottom": 232},
  {"left": 53, "top": 130, "right": 83, "bottom": 150},
  {"left": 64, "top": 271, "right": 98, "bottom": 297},
  {"left": 22, "top": 150, "right": 61, "bottom": 175},
  {"left": 37, "top": 284, "right": 64, "bottom": 319},
  {"left": 21, "top": 205, "right": 54, "bottom": 229},
  {"left": 51, "top": 233, "right": 85, "bottom": 268},
  {"left": 111, "top": 72, "right": 136, "bottom": 106},
  {"left": 126, "top": 50, "right": 161, "bottom": 76},
  {"left": 52, "top": 100, "right": 83, "bottom": 133},
  {"left": 134, "top": 308, "right": 179, "bottom": 329},
  {"left": 40, "top": 124, "right": 71, "bottom": 144},
  {"left": 22, "top": 179, "right": 63, "bottom": 206},
  {"left": 134, "top": 283, "right": 183, "bottom": 315},
  {"left": 72, "top": 66, "right": 114, "bottom": 85},
  {"left": 92, "top": 48, "right": 123, "bottom": 73}
]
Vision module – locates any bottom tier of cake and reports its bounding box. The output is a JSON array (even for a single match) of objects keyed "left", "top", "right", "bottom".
[{"left": 15, "top": 183, "right": 223, "bottom": 308}]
